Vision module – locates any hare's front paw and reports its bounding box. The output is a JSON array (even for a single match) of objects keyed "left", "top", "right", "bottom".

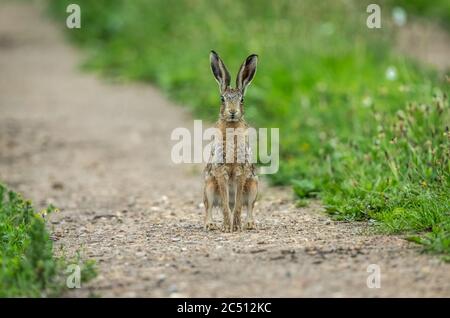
[
  {"left": 222, "top": 222, "right": 231, "bottom": 232},
  {"left": 232, "top": 214, "right": 242, "bottom": 232},
  {"left": 205, "top": 222, "right": 219, "bottom": 231},
  {"left": 244, "top": 219, "right": 256, "bottom": 230},
  {"left": 222, "top": 216, "right": 232, "bottom": 232}
]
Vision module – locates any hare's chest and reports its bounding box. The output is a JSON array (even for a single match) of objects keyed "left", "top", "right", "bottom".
[{"left": 209, "top": 130, "right": 251, "bottom": 165}]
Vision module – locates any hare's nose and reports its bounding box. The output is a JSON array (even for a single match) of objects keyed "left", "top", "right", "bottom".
[{"left": 229, "top": 110, "right": 237, "bottom": 115}]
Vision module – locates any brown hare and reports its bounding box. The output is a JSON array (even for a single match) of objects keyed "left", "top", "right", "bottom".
[{"left": 203, "top": 50, "right": 259, "bottom": 232}]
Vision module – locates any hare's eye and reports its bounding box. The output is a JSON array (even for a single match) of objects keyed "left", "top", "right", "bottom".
[
  {"left": 240, "top": 97, "right": 244, "bottom": 103},
  {"left": 220, "top": 96, "right": 225, "bottom": 103}
]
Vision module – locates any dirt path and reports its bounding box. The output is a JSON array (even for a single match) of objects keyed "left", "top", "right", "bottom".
[
  {"left": 396, "top": 20, "right": 450, "bottom": 72},
  {"left": 1, "top": 2, "right": 449, "bottom": 297}
]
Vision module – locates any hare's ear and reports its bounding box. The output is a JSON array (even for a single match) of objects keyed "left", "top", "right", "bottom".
[
  {"left": 236, "top": 54, "right": 258, "bottom": 94},
  {"left": 210, "top": 50, "right": 231, "bottom": 93}
]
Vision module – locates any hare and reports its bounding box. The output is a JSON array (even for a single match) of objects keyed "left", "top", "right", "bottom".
[{"left": 203, "top": 50, "right": 259, "bottom": 232}]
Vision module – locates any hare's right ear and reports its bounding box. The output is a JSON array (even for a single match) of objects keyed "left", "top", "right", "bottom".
[
  {"left": 210, "top": 50, "right": 231, "bottom": 93},
  {"left": 236, "top": 54, "right": 258, "bottom": 95}
]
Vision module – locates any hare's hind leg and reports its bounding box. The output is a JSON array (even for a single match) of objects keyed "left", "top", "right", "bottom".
[
  {"left": 244, "top": 177, "right": 258, "bottom": 230},
  {"left": 204, "top": 177, "right": 219, "bottom": 230}
]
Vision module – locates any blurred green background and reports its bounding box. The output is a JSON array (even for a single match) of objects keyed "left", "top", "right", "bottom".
[{"left": 48, "top": 0, "right": 449, "bottom": 255}]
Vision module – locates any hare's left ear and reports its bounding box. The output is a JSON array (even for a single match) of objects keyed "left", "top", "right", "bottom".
[
  {"left": 236, "top": 54, "right": 258, "bottom": 94},
  {"left": 210, "top": 50, "right": 231, "bottom": 93}
]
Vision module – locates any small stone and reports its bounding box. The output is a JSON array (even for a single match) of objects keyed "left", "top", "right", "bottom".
[
  {"left": 168, "top": 284, "right": 178, "bottom": 293},
  {"left": 156, "top": 274, "right": 166, "bottom": 286},
  {"left": 52, "top": 182, "right": 64, "bottom": 190},
  {"left": 128, "top": 197, "right": 136, "bottom": 207},
  {"left": 250, "top": 248, "right": 267, "bottom": 254}
]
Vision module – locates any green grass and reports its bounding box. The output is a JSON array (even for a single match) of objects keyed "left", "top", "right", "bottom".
[
  {"left": 47, "top": 0, "right": 449, "bottom": 256},
  {"left": 0, "top": 184, "right": 96, "bottom": 297}
]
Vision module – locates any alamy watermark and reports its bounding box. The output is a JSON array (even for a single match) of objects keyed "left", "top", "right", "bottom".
[
  {"left": 366, "top": 264, "right": 381, "bottom": 288},
  {"left": 171, "top": 120, "right": 279, "bottom": 175},
  {"left": 65, "top": 264, "right": 81, "bottom": 289},
  {"left": 366, "top": 4, "right": 381, "bottom": 29},
  {"left": 66, "top": 4, "right": 81, "bottom": 29}
]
